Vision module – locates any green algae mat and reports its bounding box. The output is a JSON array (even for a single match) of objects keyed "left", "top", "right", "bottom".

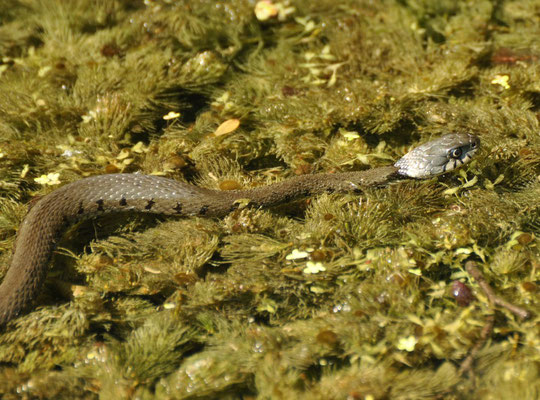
[{"left": 0, "top": 0, "right": 538, "bottom": 398}]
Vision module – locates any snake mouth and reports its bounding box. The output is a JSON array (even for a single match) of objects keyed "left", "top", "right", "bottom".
[
  {"left": 441, "top": 135, "right": 480, "bottom": 173},
  {"left": 441, "top": 147, "right": 477, "bottom": 173}
]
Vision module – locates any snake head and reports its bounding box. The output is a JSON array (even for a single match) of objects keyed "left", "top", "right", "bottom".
[{"left": 394, "top": 133, "right": 480, "bottom": 178}]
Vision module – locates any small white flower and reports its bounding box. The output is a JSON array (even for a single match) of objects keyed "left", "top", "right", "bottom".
[
  {"left": 303, "top": 261, "right": 326, "bottom": 274},
  {"left": 163, "top": 111, "right": 181, "bottom": 120},
  {"left": 397, "top": 335, "right": 418, "bottom": 352},
  {"left": 286, "top": 249, "right": 309, "bottom": 260},
  {"left": 34, "top": 172, "right": 61, "bottom": 186}
]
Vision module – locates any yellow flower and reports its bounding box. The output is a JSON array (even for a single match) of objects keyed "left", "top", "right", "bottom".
[{"left": 491, "top": 74, "right": 510, "bottom": 89}]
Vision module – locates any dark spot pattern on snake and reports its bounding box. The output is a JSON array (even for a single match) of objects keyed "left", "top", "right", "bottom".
[
  {"left": 96, "top": 199, "right": 105, "bottom": 212},
  {"left": 198, "top": 205, "right": 209, "bottom": 215},
  {"left": 173, "top": 202, "right": 183, "bottom": 214},
  {"left": 145, "top": 199, "right": 155, "bottom": 210}
]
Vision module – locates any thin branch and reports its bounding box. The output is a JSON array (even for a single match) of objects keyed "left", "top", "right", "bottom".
[{"left": 465, "top": 260, "right": 531, "bottom": 320}]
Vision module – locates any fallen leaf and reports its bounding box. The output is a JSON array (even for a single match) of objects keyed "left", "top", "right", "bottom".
[{"left": 214, "top": 118, "right": 240, "bottom": 136}]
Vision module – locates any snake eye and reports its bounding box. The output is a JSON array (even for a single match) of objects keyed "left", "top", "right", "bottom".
[
  {"left": 470, "top": 141, "right": 477, "bottom": 149},
  {"left": 449, "top": 147, "right": 462, "bottom": 159}
]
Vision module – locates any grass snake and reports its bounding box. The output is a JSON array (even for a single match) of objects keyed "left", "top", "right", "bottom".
[{"left": 0, "top": 133, "right": 479, "bottom": 327}]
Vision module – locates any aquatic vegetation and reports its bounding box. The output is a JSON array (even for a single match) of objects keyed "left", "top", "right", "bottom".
[{"left": 0, "top": 0, "right": 538, "bottom": 398}]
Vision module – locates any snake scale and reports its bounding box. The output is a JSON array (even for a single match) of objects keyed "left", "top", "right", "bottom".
[{"left": 0, "top": 133, "right": 479, "bottom": 327}]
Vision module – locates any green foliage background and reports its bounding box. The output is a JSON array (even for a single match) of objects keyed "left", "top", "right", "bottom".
[{"left": 0, "top": 0, "right": 538, "bottom": 398}]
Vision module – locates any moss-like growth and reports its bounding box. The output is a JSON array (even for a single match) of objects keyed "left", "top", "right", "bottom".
[{"left": 0, "top": 0, "right": 538, "bottom": 398}]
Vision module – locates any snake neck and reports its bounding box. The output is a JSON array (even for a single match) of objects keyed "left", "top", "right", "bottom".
[{"left": 219, "top": 166, "right": 401, "bottom": 209}]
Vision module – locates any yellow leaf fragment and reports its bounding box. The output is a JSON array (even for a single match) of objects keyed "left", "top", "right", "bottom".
[
  {"left": 484, "top": 174, "right": 504, "bottom": 190},
  {"left": 443, "top": 186, "right": 460, "bottom": 196},
  {"left": 116, "top": 149, "right": 130, "bottom": 160},
  {"left": 254, "top": 1, "right": 278, "bottom": 21},
  {"left": 461, "top": 175, "right": 478, "bottom": 188},
  {"left": 38, "top": 66, "right": 51, "bottom": 77},
  {"left": 131, "top": 141, "right": 147, "bottom": 153},
  {"left": 214, "top": 118, "right": 240, "bottom": 136}
]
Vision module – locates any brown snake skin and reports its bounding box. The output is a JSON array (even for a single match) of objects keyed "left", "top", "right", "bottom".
[{"left": 0, "top": 133, "right": 479, "bottom": 327}]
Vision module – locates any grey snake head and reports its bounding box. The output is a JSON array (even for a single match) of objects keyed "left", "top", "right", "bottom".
[{"left": 394, "top": 133, "right": 480, "bottom": 178}]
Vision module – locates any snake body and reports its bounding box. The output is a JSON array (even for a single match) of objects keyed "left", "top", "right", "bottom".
[{"left": 0, "top": 133, "right": 479, "bottom": 326}]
